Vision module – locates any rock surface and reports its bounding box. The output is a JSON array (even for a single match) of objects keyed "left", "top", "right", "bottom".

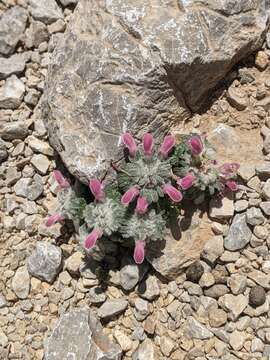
[
  {"left": 27, "top": 242, "right": 62, "bottom": 283},
  {"left": 224, "top": 213, "right": 252, "bottom": 251},
  {"left": 44, "top": 308, "right": 122, "bottom": 359},
  {"left": 43, "top": 0, "right": 269, "bottom": 182}
]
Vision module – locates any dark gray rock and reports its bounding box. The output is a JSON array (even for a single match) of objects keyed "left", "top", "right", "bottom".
[
  {"left": 43, "top": 0, "right": 269, "bottom": 183},
  {"left": 0, "top": 54, "right": 27, "bottom": 80},
  {"left": 249, "top": 285, "right": 266, "bottom": 307},
  {"left": 0, "top": 139, "right": 8, "bottom": 164},
  {"left": 27, "top": 242, "right": 62, "bottom": 283},
  {"left": 224, "top": 213, "right": 252, "bottom": 251},
  {"left": 44, "top": 308, "right": 122, "bottom": 360},
  {"left": 29, "top": 0, "right": 63, "bottom": 25},
  {"left": 0, "top": 6, "right": 28, "bottom": 55},
  {"left": 186, "top": 261, "right": 204, "bottom": 283}
]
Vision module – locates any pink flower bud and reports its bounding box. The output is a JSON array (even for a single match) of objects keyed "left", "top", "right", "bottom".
[
  {"left": 159, "top": 135, "right": 176, "bottom": 158},
  {"left": 89, "top": 179, "right": 105, "bottom": 201},
  {"left": 226, "top": 180, "right": 238, "bottom": 192},
  {"left": 53, "top": 170, "right": 70, "bottom": 188},
  {"left": 143, "top": 133, "right": 154, "bottom": 156},
  {"left": 133, "top": 240, "right": 145, "bottom": 264},
  {"left": 84, "top": 229, "right": 103, "bottom": 249},
  {"left": 121, "top": 186, "right": 140, "bottom": 205},
  {"left": 163, "top": 183, "right": 183, "bottom": 202},
  {"left": 219, "top": 163, "right": 240, "bottom": 178},
  {"left": 177, "top": 173, "right": 196, "bottom": 190},
  {"left": 135, "top": 196, "right": 149, "bottom": 214},
  {"left": 188, "top": 135, "right": 203, "bottom": 156},
  {"left": 122, "top": 133, "right": 137, "bottom": 157},
  {"left": 45, "top": 214, "right": 65, "bottom": 227}
]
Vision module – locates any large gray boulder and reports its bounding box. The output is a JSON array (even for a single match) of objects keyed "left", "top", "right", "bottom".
[
  {"left": 43, "top": 0, "right": 269, "bottom": 183},
  {"left": 44, "top": 308, "right": 122, "bottom": 360}
]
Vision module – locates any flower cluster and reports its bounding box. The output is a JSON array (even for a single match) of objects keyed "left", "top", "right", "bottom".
[{"left": 45, "top": 132, "right": 239, "bottom": 265}]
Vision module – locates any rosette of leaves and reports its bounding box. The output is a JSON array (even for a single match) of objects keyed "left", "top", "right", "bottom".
[{"left": 118, "top": 133, "right": 183, "bottom": 205}]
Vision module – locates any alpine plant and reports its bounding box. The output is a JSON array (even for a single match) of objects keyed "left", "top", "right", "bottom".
[{"left": 46, "top": 131, "right": 239, "bottom": 265}]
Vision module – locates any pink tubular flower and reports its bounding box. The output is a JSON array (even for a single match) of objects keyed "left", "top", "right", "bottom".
[
  {"left": 177, "top": 173, "right": 196, "bottom": 190},
  {"left": 53, "top": 170, "right": 70, "bottom": 188},
  {"left": 219, "top": 163, "right": 240, "bottom": 178},
  {"left": 89, "top": 179, "right": 105, "bottom": 201},
  {"left": 163, "top": 183, "right": 183, "bottom": 202},
  {"left": 121, "top": 186, "right": 140, "bottom": 205},
  {"left": 143, "top": 133, "right": 154, "bottom": 156},
  {"left": 135, "top": 196, "right": 149, "bottom": 215},
  {"left": 226, "top": 180, "right": 238, "bottom": 192},
  {"left": 133, "top": 240, "right": 145, "bottom": 264},
  {"left": 159, "top": 135, "right": 176, "bottom": 158},
  {"left": 122, "top": 133, "right": 137, "bottom": 157},
  {"left": 45, "top": 214, "right": 65, "bottom": 227},
  {"left": 188, "top": 135, "right": 203, "bottom": 156},
  {"left": 84, "top": 228, "right": 103, "bottom": 249}
]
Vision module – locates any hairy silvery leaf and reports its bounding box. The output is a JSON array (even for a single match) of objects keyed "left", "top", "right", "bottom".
[
  {"left": 121, "top": 210, "right": 166, "bottom": 242},
  {"left": 83, "top": 198, "right": 125, "bottom": 236},
  {"left": 58, "top": 188, "right": 87, "bottom": 222},
  {"left": 118, "top": 155, "right": 172, "bottom": 204}
]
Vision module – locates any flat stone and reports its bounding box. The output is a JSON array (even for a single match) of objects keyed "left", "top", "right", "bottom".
[
  {"left": 88, "top": 286, "right": 107, "bottom": 305},
  {"left": 44, "top": 308, "right": 122, "bottom": 359},
  {"left": 12, "top": 266, "right": 30, "bottom": 299},
  {"left": 260, "top": 201, "right": 270, "bottom": 215},
  {"left": 227, "top": 86, "right": 248, "bottom": 110},
  {"left": 247, "top": 270, "right": 270, "bottom": 290},
  {"left": 31, "top": 154, "right": 50, "bottom": 175},
  {"left": 246, "top": 207, "right": 265, "bottom": 226},
  {"left": 14, "top": 177, "right": 43, "bottom": 201},
  {"left": 251, "top": 338, "right": 264, "bottom": 353},
  {"left": 27, "top": 135, "right": 54, "bottom": 156},
  {"left": 98, "top": 299, "right": 128, "bottom": 321},
  {"left": 219, "top": 294, "right": 248, "bottom": 321},
  {"left": 184, "top": 316, "right": 213, "bottom": 340},
  {"left": 65, "top": 251, "right": 83, "bottom": 275},
  {"left": 0, "top": 121, "right": 28, "bottom": 140},
  {"left": 160, "top": 336, "right": 174, "bottom": 357},
  {"left": 0, "top": 75, "right": 25, "bottom": 109},
  {"left": 229, "top": 330, "right": 246, "bottom": 351},
  {"left": 201, "top": 236, "right": 224, "bottom": 266},
  {"left": 204, "top": 284, "right": 229, "bottom": 299},
  {"left": 29, "top": 0, "right": 63, "bottom": 25},
  {"left": 209, "top": 196, "right": 234, "bottom": 220},
  {"left": 0, "top": 329, "right": 8, "bottom": 348},
  {"left": 227, "top": 274, "right": 247, "bottom": 295},
  {"left": 208, "top": 308, "right": 227, "bottom": 328},
  {"left": 224, "top": 213, "right": 252, "bottom": 251},
  {"left": 238, "top": 164, "right": 256, "bottom": 181},
  {"left": 42, "top": 0, "right": 269, "bottom": 182},
  {"left": 0, "top": 6, "right": 28, "bottom": 55},
  {"left": 138, "top": 275, "right": 160, "bottom": 301},
  {"left": 234, "top": 200, "right": 248, "bottom": 212},
  {"left": 27, "top": 242, "right": 62, "bottom": 283},
  {"left": 114, "top": 330, "right": 133, "bottom": 352},
  {"left": 199, "top": 272, "right": 215, "bottom": 288},
  {"left": 119, "top": 256, "right": 149, "bottom": 291},
  {"left": 134, "top": 298, "right": 149, "bottom": 321},
  {"left": 0, "top": 53, "right": 27, "bottom": 80},
  {"left": 132, "top": 338, "right": 159, "bottom": 360},
  {"left": 147, "top": 211, "right": 213, "bottom": 279}
]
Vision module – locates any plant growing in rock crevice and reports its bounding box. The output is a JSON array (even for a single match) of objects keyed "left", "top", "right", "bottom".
[{"left": 46, "top": 132, "right": 239, "bottom": 264}]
